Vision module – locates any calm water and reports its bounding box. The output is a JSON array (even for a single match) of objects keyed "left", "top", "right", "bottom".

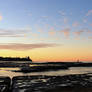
[{"left": 0, "top": 67, "right": 92, "bottom": 78}]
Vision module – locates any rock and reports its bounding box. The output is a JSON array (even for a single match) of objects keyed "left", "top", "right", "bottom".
[
  {"left": 1, "top": 74, "right": 92, "bottom": 92},
  {"left": 0, "top": 76, "right": 11, "bottom": 92},
  {"left": 11, "top": 74, "right": 92, "bottom": 92}
]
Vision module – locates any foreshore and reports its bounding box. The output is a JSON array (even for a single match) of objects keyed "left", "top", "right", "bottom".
[
  {"left": 1, "top": 73, "right": 92, "bottom": 92},
  {"left": 0, "top": 61, "right": 92, "bottom": 91}
]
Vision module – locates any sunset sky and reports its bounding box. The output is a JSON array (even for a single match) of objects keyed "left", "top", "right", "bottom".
[{"left": 0, "top": 0, "right": 92, "bottom": 62}]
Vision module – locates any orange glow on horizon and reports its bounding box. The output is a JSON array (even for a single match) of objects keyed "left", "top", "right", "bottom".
[{"left": 0, "top": 47, "right": 92, "bottom": 62}]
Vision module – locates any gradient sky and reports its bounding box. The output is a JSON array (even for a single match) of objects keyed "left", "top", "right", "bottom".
[{"left": 0, "top": 0, "right": 92, "bottom": 62}]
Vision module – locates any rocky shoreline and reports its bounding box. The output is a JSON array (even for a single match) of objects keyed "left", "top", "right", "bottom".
[{"left": 1, "top": 73, "right": 92, "bottom": 92}]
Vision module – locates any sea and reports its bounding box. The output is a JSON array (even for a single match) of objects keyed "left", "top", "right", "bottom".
[{"left": 0, "top": 62, "right": 92, "bottom": 78}]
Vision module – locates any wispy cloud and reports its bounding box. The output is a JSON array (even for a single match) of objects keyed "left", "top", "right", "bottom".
[
  {"left": 60, "top": 28, "right": 70, "bottom": 38},
  {"left": 58, "top": 11, "right": 66, "bottom": 16},
  {"left": 24, "top": 10, "right": 32, "bottom": 16},
  {"left": 72, "top": 22, "right": 80, "bottom": 27},
  {"left": 0, "top": 28, "right": 31, "bottom": 37},
  {"left": 37, "top": 28, "right": 44, "bottom": 33},
  {"left": 83, "top": 19, "right": 87, "bottom": 23},
  {"left": 28, "top": 13, "right": 32, "bottom": 16},
  {"left": 90, "top": 24, "right": 92, "bottom": 26},
  {"left": 41, "top": 16, "right": 49, "bottom": 19},
  {"left": 0, "top": 15, "right": 2, "bottom": 21},
  {"left": 74, "top": 28, "right": 92, "bottom": 39},
  {"left": 88, "top": 36, "right": 92, "bottom": 39},
  {"left": 74, "top": 30, "right": 85, "bottom": 36},
  {"left": 87, "top": 29, "right": 92, "bottom": 33},
  {"left": 48, "top": 31, "right": 56, "bottom": 36},
  {"left": 48, "top": 27, "right": 56, "bottom": 36},
  {"left": 0, "top": 43, "right": 59, "bottom": 50},
  {"left": 86, "top": 10, "right": 92, "bottom": 16},
  {"left": 64, "top": 17, "right": 68, "bottom": 24}
]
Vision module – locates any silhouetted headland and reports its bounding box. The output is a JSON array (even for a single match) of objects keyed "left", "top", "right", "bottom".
[
  {"left": 0, "top": 56, "right": 32, "bottom": 67},
  {"left": 0, "top": 56, "right": 32, "bottom": 61}
]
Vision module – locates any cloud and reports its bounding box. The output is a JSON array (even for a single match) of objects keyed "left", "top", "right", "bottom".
[
  {"left": 48, "top": 27, "right": 56, "bottom": 36},
  {"left": 83, "top": 19, "right": 87, "bottom": 23},
  {"left": 24, "top": 10, "right": 32, "bottom": 16},
  {"left": 0, "top": 43, "right": 59, "bottom": 50},
  {"left": 90, "top": 24, "right": 92, "bottom": 26},
  {"left": 0, "top": 28, "right": 31, "bottom": 37},
  {"left": 73, "top": 29, "right": 86, "bottom": 40},
  {"left": 48, "top": 31, "right": 56, "bottom": 36},
  {"left": 28, "top": 13, "right": 32, "bottom": 16},
  {"left": 72, "top": 22, "right": 80, "bottom": 27},
  {"left": 37, "top": 28, "right": 44, "bottom": 33},
  {"left": 41, "top": 16, "right": 49, "bottom": 18},
  {"left": 87, "top": 29, "right": 92, "bottom": 33},
  {"left": 74, "top": 30, "right": 84, "bottom": 36},
  {"left": 60, "top": 28, "right": 70, "bottom": 38},
  {"left": 86, "top": 10, "right": 92, "bottom": 16},
  {"left": 64, "top": 18, "right": 68, "bottom": 24},
  {"left": 74, "top": 29, "right": 92, "bottom": 39},
  {"left": 88, "top": 36, "right": 92, "bottom": 39},
  {"left": 0, "top": 15, "right": 2, "bottom": 21},
  {"left": 58, "top": 11, "right": 66, "bottom": 16}
]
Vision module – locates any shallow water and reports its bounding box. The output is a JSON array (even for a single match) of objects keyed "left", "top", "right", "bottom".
[
  {"left": 26, "top": 67, "right": 92, "bottom": 76},
  {"left": 0, "top": 67, "right": 92, "bottom": 78}
]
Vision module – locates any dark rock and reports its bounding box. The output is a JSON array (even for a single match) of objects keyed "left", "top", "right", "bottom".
[
  {"left": 0, "top": 76, "right": 11, "bottom": 92},
  {"left": 1, "top": 74, "right": 92, "bottom": 92},
  {"left": 12, "top": 74, "right": 92, "bottom": 92}
]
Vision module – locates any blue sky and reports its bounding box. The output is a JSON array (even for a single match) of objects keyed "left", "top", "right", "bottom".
[
  {"left": 0, "top": 0, "right": 92, "bottom": 41},
  {"left": 0, "top": 0, "right": 92, "bottom": 29},
  {"left": 0, "top": 0, "right": 92, "bottom": 61}
]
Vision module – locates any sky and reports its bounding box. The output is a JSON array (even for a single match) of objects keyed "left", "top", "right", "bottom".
[{"left": 0, "top": 0, "right": 92, "bottom": 62}]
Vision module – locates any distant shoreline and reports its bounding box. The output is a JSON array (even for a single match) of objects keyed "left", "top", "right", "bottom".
[{"left": 0, "top": 56, "right": 32, "bottom": 61}]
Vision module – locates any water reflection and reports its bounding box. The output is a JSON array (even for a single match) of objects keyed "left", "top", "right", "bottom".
[
  {"left": 0, "top": 68, "right": 22, "bottom": 78},
  {"left": 0, "top": 68, "right": 20, "bottom": 71},
  {"left": 0, "top": 67, "right": 92, "bottom": 78},
  {"left": 26, "top": 67, "right": 92, "bottom": 76}
]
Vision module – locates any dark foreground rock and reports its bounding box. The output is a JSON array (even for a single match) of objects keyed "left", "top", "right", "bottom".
[
  {"left": 12, "top": 74, "right": 92, "bottom": 92},
  {"left": 1, "top": 74, "right": 92, "bottom": 92},
  {"left": 0, "top": 76, "right": 11, "bottom": 92}
]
